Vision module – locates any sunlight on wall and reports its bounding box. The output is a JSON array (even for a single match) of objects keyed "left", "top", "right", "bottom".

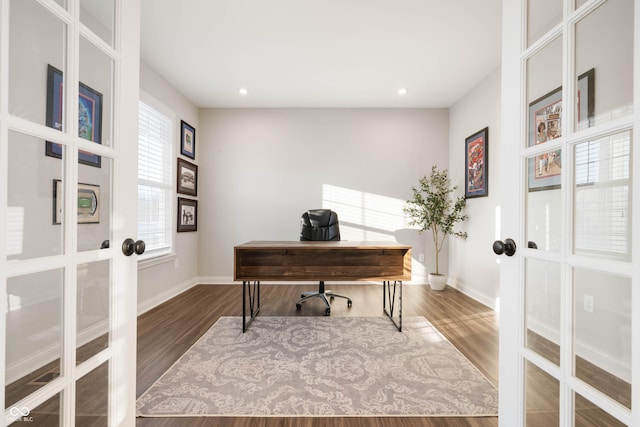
[
  {"left": 8, "top": 294, "right": 22, "bottom": 312},
  {"left": 545, "top": 203, "right": 551, "bottom": 251},
  {"left": 322, "top": 184, "right": 411, "bottom": 241},
  {"left": 7, "top": 207, "right": 24, "bottom": 256}
]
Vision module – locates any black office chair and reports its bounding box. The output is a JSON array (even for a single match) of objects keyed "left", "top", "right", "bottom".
[{"left": 295, "top": 209, "right": 352, "bottom": 315}]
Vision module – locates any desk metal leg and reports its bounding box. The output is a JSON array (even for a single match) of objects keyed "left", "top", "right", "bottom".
[
  {"left": 242, "top": 280, "right": 261, "bottom": 332},
  {"left": 383, "top": 280, "right": 402, "bottom": 332}
]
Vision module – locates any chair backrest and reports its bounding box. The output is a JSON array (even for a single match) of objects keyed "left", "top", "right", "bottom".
[{"left": 300, "top": 209, "right": 340, "bottom": 241}]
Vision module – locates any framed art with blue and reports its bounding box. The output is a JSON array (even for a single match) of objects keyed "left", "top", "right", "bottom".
[
  {"left": 180, "top": 120, "right": 196, "bottom": 159},
  {"left": 45, "top": 64, "right": 103, "bottom": 168}
]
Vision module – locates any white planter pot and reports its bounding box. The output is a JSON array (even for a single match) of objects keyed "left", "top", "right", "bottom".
[{"left": 428, "top": 273, "right": 447, "bottom": 291}]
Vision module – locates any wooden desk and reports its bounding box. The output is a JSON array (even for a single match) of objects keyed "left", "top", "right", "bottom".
[{"left": 234, "top": 241, "right": 412, "bottom": 332}]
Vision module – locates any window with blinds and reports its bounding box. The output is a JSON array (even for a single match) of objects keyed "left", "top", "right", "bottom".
[
  {"left": 138, "top": 98, "right": 174, "bottom": 260},
  {"left": 574, "top": 131, "right": 631, "bottom": 260}
]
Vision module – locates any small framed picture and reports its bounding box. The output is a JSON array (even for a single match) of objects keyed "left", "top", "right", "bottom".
[
  {"left": 180, "top": 120, "right": 196, "bottom": 159},
  {"left": 177, "top": 197, "right": 197, "bottom": 232},
  {"left": 53, "top": 180, "right": 100, "bottom": 224},
  {"left": 465, "top": 127, "right": 489, "bottom": 198},
  {"left": 177, "top": 158, "right": 198, "bottom": 196},
  {"left": 45, "top": 64, "right": 103, "bottom": 168},
  {"left": 527, "top": 68, "right": 594, "bottom": 191}
]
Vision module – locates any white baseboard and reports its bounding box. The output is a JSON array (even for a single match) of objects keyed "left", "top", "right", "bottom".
[
  {"left": 6, "top": 343, "right": 60, "bottom": 385},
  {"left": 7, "top": 278, "right": 199, "bottom": 384},
  {"left": 447, "top": 278, "right": 497, "bottom": 310},
  {"left": 137, "top": 276, "right": 199, "bottom": 316},
  {"left": 198, "top": 276, "right": 235, "bottom": 284},
  {"left": 527, "top": 319, "right": 631, "bottom": 383},
  {"left": 6, "top": 319, "right": 109, "bottom": 385},
  {"left": 575, "top": 342, "right": 631, "bottom": 383}
]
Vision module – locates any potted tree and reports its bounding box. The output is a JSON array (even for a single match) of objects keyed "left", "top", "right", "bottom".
[{"left": 404, "top": 165, "right": 468, "bottom": 291}]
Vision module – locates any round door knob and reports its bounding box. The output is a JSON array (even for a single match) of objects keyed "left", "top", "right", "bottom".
[
  {"left": 134, "top": 240, "right": 146, "bottom": 255},
  {"left": 493, "top": 238, "right": 517, "bottom": 256},
  {"left": 122, "top": 238, "right": 135, "bottom": 256},
  {"left": 122, "top": 238, "right": 146, "bottom": 256}
]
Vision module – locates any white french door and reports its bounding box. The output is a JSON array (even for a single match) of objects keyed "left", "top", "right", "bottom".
[
  {"left": 500, "top": 0, "right": 639, "bottom": 426},
  {"left": 1, "top": 0, "right": 140, "bottom": 425}
]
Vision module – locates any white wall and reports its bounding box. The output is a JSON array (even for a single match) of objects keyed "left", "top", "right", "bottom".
[
  {"left": 197, "top": 108, "right": 450, "bottom": 283},
  {"left": 137, "top": 60, "right": 200, "bottom": 313},
  {"left": 448, "top": 68, "right": 502, "bottom": 308}
]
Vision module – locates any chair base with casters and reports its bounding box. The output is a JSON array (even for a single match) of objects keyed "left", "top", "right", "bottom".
[{"left": 295, "top": 280, "right": 352, "bottom": 316}]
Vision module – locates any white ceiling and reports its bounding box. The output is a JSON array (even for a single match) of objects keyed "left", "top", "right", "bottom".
[{"left": 140, "top": 0, "right": 502, "bottom": 108}]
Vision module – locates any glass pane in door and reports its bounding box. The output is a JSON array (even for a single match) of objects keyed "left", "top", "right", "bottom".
[
  {"left": 526, "top": 0, "right": 562, "bottom": 47},
  {"left": 527, "top": 37, "right": 562, "bottom": 148},
  {"left": 525, "top": 360, "right": 559, "bottom": 426},
  {"left": 573, "top": 132, "right": 631, "bottom": 260},
  {"left": 527, "top": 150, "right": 562, "bottom": 253},
  {"left": 79, "top": 36, "right": 114, "bottom": 148},
  {"left": 80, "top": 0, "right": 115, "bottom": 47},
  {"left": 77, "top": 260, "right": 110, "bottom": 363},
  {"left": 575, "top": 0, "right": 634, "bottom": 128},
  {"left": 525, "top": 259, "right": 560, "bottom": 365},
  {"left": 574, "top": 0, "right": 588, "bottom": 11},
  {"left": 77, "top": 156, "right": 111, "bottom": 253},
  {"left": 7, "top": 131, "right": 65, "bottom": 260},
  {"left": 575, "top": 392, "right": 626, "bottom": 426},
  {"left": 9, "top": 0, "right": 66, "bottom": 125},
  {"left": 8, "top": 393, "right": 60, "bottom": 426},
  {"left": 5, "top": 269, "right": 64, "bottom": 408},
  {"left": 76, "top": 362, "right": 108, "bottom": 426},
  {"left": 573, "top": 268, "right": 631, "bottom": 409}
]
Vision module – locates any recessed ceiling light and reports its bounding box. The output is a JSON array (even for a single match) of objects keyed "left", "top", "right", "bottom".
[
  {"left": 397, "top": 88, "right": 408, "bottom": 95},
  {"left": 239, "top": 88, "right": 248, "bottom": 96}
]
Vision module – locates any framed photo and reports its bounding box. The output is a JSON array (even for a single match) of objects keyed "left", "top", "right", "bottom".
[
  {"left": 465, "top": 127, "right": 489, "bottom": 198},
  {"left": 180, "top": 120, "right": 196, "bottom": 159},
  {"left": 528, "top": 68, "right": 595, "bottom": 191},
  {"left": 45, "top": 65, "right": 103, "bottom": 168},
  {"left": 527, "top": 149, "right": 562, "bottom": 192},
  {"left": 177, "top": 197, "right": 197, "bottom": 232},
  {"left": 53, "top": 180, "right": 100, "bottom": 224},
  {"left": 177, "top": 158, "right": 198, "bottom": 196}
]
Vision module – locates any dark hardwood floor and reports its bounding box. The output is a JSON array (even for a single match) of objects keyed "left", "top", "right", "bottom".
[
  {"left": 7, "top": 283, "right": 626, "bottom": 425},
  {"left": 136, "top": 284, "right": 499, "bottom": 427}
]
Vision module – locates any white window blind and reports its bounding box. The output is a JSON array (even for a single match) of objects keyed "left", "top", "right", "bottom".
[
  {"left": 574, "top": 131, "right": 631, "bottom": 260},
  {"left": 138, "top": 99, "right": 174, "bottom": 260}
]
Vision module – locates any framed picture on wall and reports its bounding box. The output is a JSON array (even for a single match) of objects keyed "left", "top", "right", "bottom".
[
  {"left": 53, "top": 180, "right": 100, "bottom": 224},
  {"left": 527, "top": 150, "right": 562, "bottom": 192},
  {"left": 45, "top": 64, "right": 103, "bottom": 168},
  {"left": 180, "top": 120, "right": 196, "bottom": 159},
  {"left": 465, "top": 127, "right": 489, "bottom": 198},
  {"left": 177, "top": 197, "right": 197, "bottom": 232},
  {"left": 177, "top": 158, "right": 198, "bottom": 196},
  {"left": 527, "top": 68, "right": 594, "bottom": 191}
]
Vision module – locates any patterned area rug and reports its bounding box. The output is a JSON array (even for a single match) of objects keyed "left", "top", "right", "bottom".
[{"left": 137, "top": 316, "right": 498, "bottom": 417}]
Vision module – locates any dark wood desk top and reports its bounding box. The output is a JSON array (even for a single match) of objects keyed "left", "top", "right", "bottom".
[
  {"left": 234, "top": 240, "right": 411, "bottom": 281},
  {"left": 235, "top": 240, "right": 412, "bottom": 250}
]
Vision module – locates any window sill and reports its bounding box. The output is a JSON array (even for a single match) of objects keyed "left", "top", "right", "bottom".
[{"left": 138, "top": 253, "right": 176, "bottom": 270}]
